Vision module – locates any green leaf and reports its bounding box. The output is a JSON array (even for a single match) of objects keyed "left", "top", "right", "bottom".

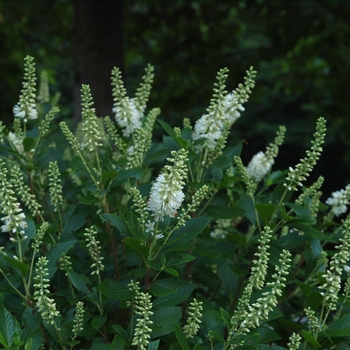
[
  {"left": 222, "top": 144, "right": 242, "bottom": 158},
  {"left": 150, "top": 277, "right": 180, "bottom": 297},
  {"left": 257, "top": 326, "right": 282, "bottom": 343},
  {"left": 164, "top": 267, "right": 179, "bottom": 277},
  {"left": 153, "top": 282, "right": 195, "bottom": 308},
  {"left": 255, "top": 203, "right": 277, "bottom": 225},
  {"left": 144, "top": 147, "right": 168, "bottom": 166},
  {"left": 174, "top": 323, "right": 191, "bottom": 350},
  {"left": 301, "top": 330, "right": 321, "bottom": 348},
  {"left": 151, "top": 307, "right": 181, "bottom": 337},
  {"left": 67, "top": 271, "right": 91, "bottom": 294},
  {"left": 21, "top": 308, "right": 41, "bottom": 343},
  {"left": 158, "top": 120, "right": 177, "bottom": 139},
  {"left": 92, "top": 315, "right": 107, "bottom": 330},
  {"left": 4, "top": 256, "right": 28, "bottom": 277},
  {"left": 238, "top": 194, "right": 257, "bottom": 224},
  {"left": 0, "top": 295, "right": 17, "bottom": 347},
  {"left": 218, "top": 259, "right": 239, "bottom": 296},
  {"left": 168, "top": 216, "right": 212, "bottom": 246},
  {"left": 206, "top": 205, "right": 246, "bottom": 219},
  {"left": 193, "top": 345, "right": 206, "bottom": 350},
  {"left": 208, "top": 330, "right": 224, "bottom": 343},
  {"left": 146, "top": 259, "right": 162, "bottom": 271},
  {"left": 148, "top": 340, "right": 160, "bottom": 350},
  {"left": 111, "top": 168, "right": 145, "bottom": 187},
  {"left": 46, "top": 240, "right": 75, "bottom": 267},
  {"left": 300, "top": 224, "right": 337, "bottom": 242},
  {"left": 220, "top": 308, "right": 231, "bottom": 328},
  {"left": 326, "top": 314, "right": 350, "bottom": 334},
  {"left": 286, "top": 202, "right": 312, "bottom": 218},
  {"left": 98, "top": 279, "right": 134, "bottom": 301},
  {"left": 100, "top": 214, "right": 130, "bottom": 236},
  {"left": 212, "top": 156, "right": 232, "bottom": 169},
  {"left": 23, "top": 137, "right": 35, "bottom": 152},
  {"left": 123, "top": 237, "right": 149, "bottom": 261}
]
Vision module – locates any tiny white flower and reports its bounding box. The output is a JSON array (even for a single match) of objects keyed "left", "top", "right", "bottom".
[
  {"left": 222, "top": 91, "right": 245, "bottom": 125},
  {"left": 8, "top": 132, "right": 24, "bottom": 155},
  {"left": 145, "top": 220, "right": 155, "bottom": 234},
  {"left": 326, "top": 189, "right": 349, "bottom": 216},
  {"left": 147, "top": 174, "right": 185, "bottom": 222},
  {"left": 192, "top": 111, "right": 224, "bottom": 149},
  {"left": 113, "top": 97, "right": 142, "bottom": 137},
  {"left": 13, "top": 103, "right": 38, "bottom": 121},
  {"left": 246, "top": 151, "right": 274, "bottom": 182}
]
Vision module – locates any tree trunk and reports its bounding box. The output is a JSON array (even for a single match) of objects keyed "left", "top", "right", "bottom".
[{"left": 73, "top": 0, "right": 123, "bottom": 124}]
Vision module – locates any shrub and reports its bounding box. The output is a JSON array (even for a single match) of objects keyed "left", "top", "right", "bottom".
[{"left": 0, "top": 56, "right": 350, "bottom": 349}]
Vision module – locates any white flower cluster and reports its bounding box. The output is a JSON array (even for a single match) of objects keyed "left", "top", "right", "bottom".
[
  {"left": 192, "top": 110, "right": 223, "bottom": 149},
  {"left": 192, "top": 91, "right": 245, "bottom": 150},
  {"left": 8, "top": 132, "right": 24, "bottom": 155},
  {"left": 147, "top": 149, "right": 188, "bottom": 222},
  {"left": 246, "top": 151, "right": 274, "bottom": 182},
  {"left": 210, "top": 219, "right": 231, "bottom": 239},
  {"left": 113, "top": 97, "right": 143, "bottom": 137},
  {"left": 326, "top": 185, "right": 350, "bottom": 216},
  {"left": 0, "top": 161, "right": 27, "bottom": 238},
  {"left": 13, "top": 103, "right": 38, "bottom": 121},
  {"left": 222, "top": 91, "right": 245, "bottom": 125}
]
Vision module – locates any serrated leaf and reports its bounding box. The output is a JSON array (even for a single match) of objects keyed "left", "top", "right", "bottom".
[
  {"left": 255, "top": 203, "right": 277, "bottom": 225},
  {"left": 153, "top": 282, "right": 195, "bottom": 308},
  {"left": 148, "top": 340, "right": 160, "bottom": 350},
  {"left": 46, "top": 240, "right": 75, "bottom": 267},
  {"left": 98, "top": 279, "right": 133, "bottom": 301},
  {"left": 100, "top": 214, "right": 130, "bottom": 236},
  {"left": 4, "top": 256, "right": 28, "bottom": 277},
  {"left": 301, "top": 330, "right": 321, "bottom": 348},
  {"left": 168, "top": 217, "right": 211, "bottom": 247},
  {"left": 0, "top": 296, "right": 16, "bottom": 347},
  {"left": 326, "top": 314, "right": 350, "bottom": 334},
  {"left": 123, "top": 237, "right": 149, "bottom": 261},
  {"left": 21, "top": 308, "right": 41, "bottom": 343},
  {"left": 67, "top": 271, "right": 91, "bottom": 294},
  {"left": 212, "top": 156, "right": 232, "bottom": 169},
  {"left": 174, "top": 323, "right": 191, "bottom": 350},
  {"left": 151, "top": 307, "right": 181, "bottom": 337},
  {"left": 150, "top": 277, "right": 179, "bottom": 297}
]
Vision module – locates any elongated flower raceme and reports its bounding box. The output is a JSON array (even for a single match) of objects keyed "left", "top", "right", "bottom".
[
  {"left": 193, "top": 67, "right": 256, "bottom": 150},
  {"left": 147, "top": 149, "right": 188, "bottom": 222},
  {"left": 0, "top": 160, "right": 27, "bottom": 239},
  {"left": 111, "top": 65, "right": 154, "bottom": 137},
  {"left": 34, "top": 256, "right": 61, "bottom": 325},
  {"left": 13, "top": 56, "right": 38, "bottom": 121}
]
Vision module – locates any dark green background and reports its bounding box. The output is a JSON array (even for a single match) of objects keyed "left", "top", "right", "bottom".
[{"left": 1, "top": 0, "right": 349, "bottom": 195}]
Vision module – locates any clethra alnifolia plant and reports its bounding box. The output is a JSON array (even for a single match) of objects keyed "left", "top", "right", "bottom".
[{"left": 0, "top": 55, "right": 350, "bottom": 350}]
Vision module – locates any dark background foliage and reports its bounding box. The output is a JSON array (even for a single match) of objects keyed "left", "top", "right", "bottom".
[{"left": 1, "top": 0, "right": 350, "bottom": 196}]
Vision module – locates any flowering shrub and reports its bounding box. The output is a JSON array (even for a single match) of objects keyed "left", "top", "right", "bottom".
[{"left": 0, "top": 56, "right": 350, "bottom": 350}]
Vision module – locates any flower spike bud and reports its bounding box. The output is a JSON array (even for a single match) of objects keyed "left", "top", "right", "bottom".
[
  {"left": 284, "top": 117, "right": 326, "bottom": 191},
  {"left": 13, "top": 56, "right": 38, "bottom": 122}
]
